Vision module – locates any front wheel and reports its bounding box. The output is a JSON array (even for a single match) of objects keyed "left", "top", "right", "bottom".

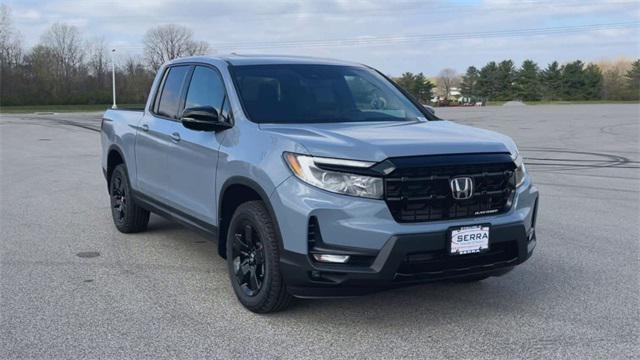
[{"left": 226, "top": 201, "right": 292, "bottom": 313}]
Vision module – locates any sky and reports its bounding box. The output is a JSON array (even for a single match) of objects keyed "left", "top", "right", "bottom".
[{"left": 4, "top": 0, "right": 640, "bottom": 76}]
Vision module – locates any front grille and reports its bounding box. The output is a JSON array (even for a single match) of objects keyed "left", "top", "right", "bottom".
[
  {"left": 396, "top": 241, "right": 519, "bottom": 277},
  {"left": 383, "top": 153, "right": 516, "bottom": 223}
]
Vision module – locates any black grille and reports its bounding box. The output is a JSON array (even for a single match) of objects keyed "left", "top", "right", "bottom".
[
  {"left": 383, "top": 153, "right": 516, "bottom": 223},
  {"left": 396, "top": 241, "right": 519, "bottom": 276},
  {"left": 308, "top": 216, "right": 321, "bottom": 248}
]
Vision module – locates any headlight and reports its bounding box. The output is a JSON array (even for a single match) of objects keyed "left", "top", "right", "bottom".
[
  {"left": 283, "top": 152, "right": 383, "bottom": 199},
  {"left": 514, "top": 154, "right": 527, "bottom": 187}
]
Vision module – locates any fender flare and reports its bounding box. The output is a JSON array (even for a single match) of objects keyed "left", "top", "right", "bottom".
[
  {"left": 218, "top": 176, "right": 284, "bottom": 258},
  {"left": 107, "top": 144, "right": 127, "bottom": 165},
  {"left": 105, "top": 144, "right": 128, "bottom": 185}
]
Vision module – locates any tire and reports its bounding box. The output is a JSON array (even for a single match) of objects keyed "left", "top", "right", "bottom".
[
  {"left": 109, "top": 164, "right": 150, "bottom": 233},
  {"left": 226, "top": 201, "right": 292, "bottom": 313}
]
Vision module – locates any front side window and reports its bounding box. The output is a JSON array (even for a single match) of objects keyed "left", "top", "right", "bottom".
[
  {"left": 184, "top": 66, "right": 226, "bottom": 115},
  {"left": 156, "top": 66, "right": 190, "bottom": 119},
  {"left": 232, "top": 64, "right": 425, "bottom": 124}
]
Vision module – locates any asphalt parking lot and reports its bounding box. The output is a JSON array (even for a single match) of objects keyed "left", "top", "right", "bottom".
[{"left": 1, "top": 104, "right": 638, "bottom": 359}]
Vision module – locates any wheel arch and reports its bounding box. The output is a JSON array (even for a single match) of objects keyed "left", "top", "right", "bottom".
[
  {"left": 106, "top": 145, "right": 127, "bottom": 193},
  {"left": 218, "top": 177, "right": 283, "bottom": 259}
]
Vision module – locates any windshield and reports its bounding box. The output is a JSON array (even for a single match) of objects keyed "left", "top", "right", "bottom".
[{"left": 231, "top": 64, "right": 426, "bottom": 124}]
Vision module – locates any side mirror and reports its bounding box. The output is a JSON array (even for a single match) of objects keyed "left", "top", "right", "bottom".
[
  {"left": 424, "top": 105, "right": 435, "bottom": 116},
  {"left": 181, "top": 106, "right": 231, "bottom": 132}
]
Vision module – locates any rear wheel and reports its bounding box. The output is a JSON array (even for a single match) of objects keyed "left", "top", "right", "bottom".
[
  {"left": 109, "top": 164, "right": 150, "bottom": 233},
  {"left": 226, "top": 201, "right": 292, "bottom": 313}
]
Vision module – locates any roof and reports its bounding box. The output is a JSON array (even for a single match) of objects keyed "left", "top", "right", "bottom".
[{"left": 170, "top": 54, "right": 366, "bottom": 67}]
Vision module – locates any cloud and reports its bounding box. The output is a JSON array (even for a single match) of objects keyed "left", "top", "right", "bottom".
[
  {"left": 13, "top": 8, "right": 41, "bottom": 21},
  {"left": 4, "top": 0, "right": 639, "bottom": 75}
]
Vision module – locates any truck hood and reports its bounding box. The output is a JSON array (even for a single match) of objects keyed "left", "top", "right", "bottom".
[{"left": 259, "top": 120, "right": 517, "bottom": 162}]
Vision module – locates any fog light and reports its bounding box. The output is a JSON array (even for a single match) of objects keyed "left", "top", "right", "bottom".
[{"left": 312, "top": 254, "right": 350, "bottom": 263}]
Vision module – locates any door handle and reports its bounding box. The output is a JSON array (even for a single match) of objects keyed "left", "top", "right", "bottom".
[
  {"left": 140, "top": 124, "right": 149, "bottom": 132},
  {"left": 170, "top": 132, "right": 181, "bottom": 142}
]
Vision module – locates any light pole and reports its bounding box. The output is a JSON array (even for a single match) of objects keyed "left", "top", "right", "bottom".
[{"left": 111, "top": 48, "right": 117, "bottom": 109}]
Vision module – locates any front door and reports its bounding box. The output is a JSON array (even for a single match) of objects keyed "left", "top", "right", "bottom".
[{"left": 166, "top": 65, "right": 229, "bottom": 224}]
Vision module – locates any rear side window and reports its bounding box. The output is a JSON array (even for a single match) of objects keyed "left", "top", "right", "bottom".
[
  {"left": 184, "top": 66, "right": 226, "bottom": 115},
  {"left": 156, "top": 66, "right": 190, "bottom": 119}
]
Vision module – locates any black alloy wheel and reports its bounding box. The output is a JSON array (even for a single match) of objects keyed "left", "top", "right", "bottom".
[
  {"left": 231, "top": 222, "right": 266, "bottom": 297},
  {"left": 109, "top": 164, "right": 150, "bottom": 233},
  {"left": 225, "top": 201, "right": 292, "bottom": 313},
  {"left": 111, "top": 171, "right": 128, "bottom": 223}
]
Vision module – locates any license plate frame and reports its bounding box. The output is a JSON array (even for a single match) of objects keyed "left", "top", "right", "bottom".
[{"left": 448, "top": 224, "right": 490, "bottom": 255}]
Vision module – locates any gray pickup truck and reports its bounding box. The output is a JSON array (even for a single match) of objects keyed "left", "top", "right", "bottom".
[{"left": 101, "top": 55, "right": 539, "bottom": 313}]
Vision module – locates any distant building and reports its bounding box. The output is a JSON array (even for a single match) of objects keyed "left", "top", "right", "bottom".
[{"left": 432, "top": 86, "right": 462, "bottom": 103}]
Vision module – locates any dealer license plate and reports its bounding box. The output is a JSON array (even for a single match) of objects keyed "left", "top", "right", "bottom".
[{"left": 450, "top": 225, "right": 490, "bottom": 255}]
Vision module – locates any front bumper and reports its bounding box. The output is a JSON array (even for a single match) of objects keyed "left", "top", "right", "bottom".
[
  {"left": 270, "top": 175, "right": 539, "bottom": 297},
  {"left": 281, "top": 222, "right": 535, "bottom": 297}
]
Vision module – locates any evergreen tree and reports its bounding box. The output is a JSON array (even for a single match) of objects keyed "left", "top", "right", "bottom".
[
  {"left": 460, "top": 66, "right": 480, "bottom": 100},
  {"left": 561, "top": 60, "right": 585, "bottom": 100},
  {"left": 415, "top": 72, "right": 435, "bottom": 103},
  {"left": 394, "top": 72, "right": 416, "bottom": 95},
  {"left": 477, "top": 61, "right": 498, "bottom": 100},
  {"left": 582, "top": 63, "right": 603, "bottom": 100},
  {"left": 393, "top": 72, "right": 434, "bottom": 103},
  {"left": 541, "top": 61, "right": 562, "bottom": 100},
  {"left": 625, "top": 59, "right": 640, "bottom": 99},
  {"left": 514, "top": 60, "right": 542, "bottom": 101},
  {"left": 495, "top": 60, "right": 516, "bottom": 100}
]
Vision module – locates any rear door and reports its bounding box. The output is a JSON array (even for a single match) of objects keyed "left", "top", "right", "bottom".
[
  {"left": 165, "top": 65, "right": 229, "bottom": 224},
  {"left": 135, "top": 65, "right": 191, "bottom": 202}
]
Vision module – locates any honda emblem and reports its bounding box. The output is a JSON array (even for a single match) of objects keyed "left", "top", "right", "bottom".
[{"left": 450, "top": 177, "right": 474, "bottom": 200}]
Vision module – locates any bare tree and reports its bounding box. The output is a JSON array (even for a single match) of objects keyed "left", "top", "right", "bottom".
[
  {"left": 86, "top": 37, "right": 108, "bottom": 88},
  {"left": 597, "top": 58, "right": 634, "bottom": 100},
  {"left": 0, "top": 4, "right": 9, "bottom": 45},
  {"left": 121, "top": 55, "right": 154, "bottom": 103},
  {"left": 143, "top": 24, "right": 210, "bottom": 71},
  {"left": 41, "top": 23, "right": 84, "bottom": 85},
  {"left": 0, "top": 4, "right": 23, "bottom": 67},
  {"left": 436, "top": 68, "right": 460, "bottom": 99}
]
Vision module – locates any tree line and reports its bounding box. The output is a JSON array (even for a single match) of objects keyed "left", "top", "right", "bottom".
[
  {"left": 1, "top": 4, "right": 638, "bottom": 107},
  {"left": 0, "top": 5, "right": 209, "bottom": 106},
  {"left": 396, "top": 58, "right": 639, "bottom": 104},
  {"left": 459, "top": 58, "right": 639, "bottom": 102}
]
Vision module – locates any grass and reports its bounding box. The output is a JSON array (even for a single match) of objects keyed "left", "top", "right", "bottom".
[
  {"left": 486, "top": 100, "right": 639, "bottom": 106},
  {"left": 0, "top": 104, "right": 145, "bottom": 114},
  {"left": 525, "top": 100, "right": 639, "bottom": 105}
]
